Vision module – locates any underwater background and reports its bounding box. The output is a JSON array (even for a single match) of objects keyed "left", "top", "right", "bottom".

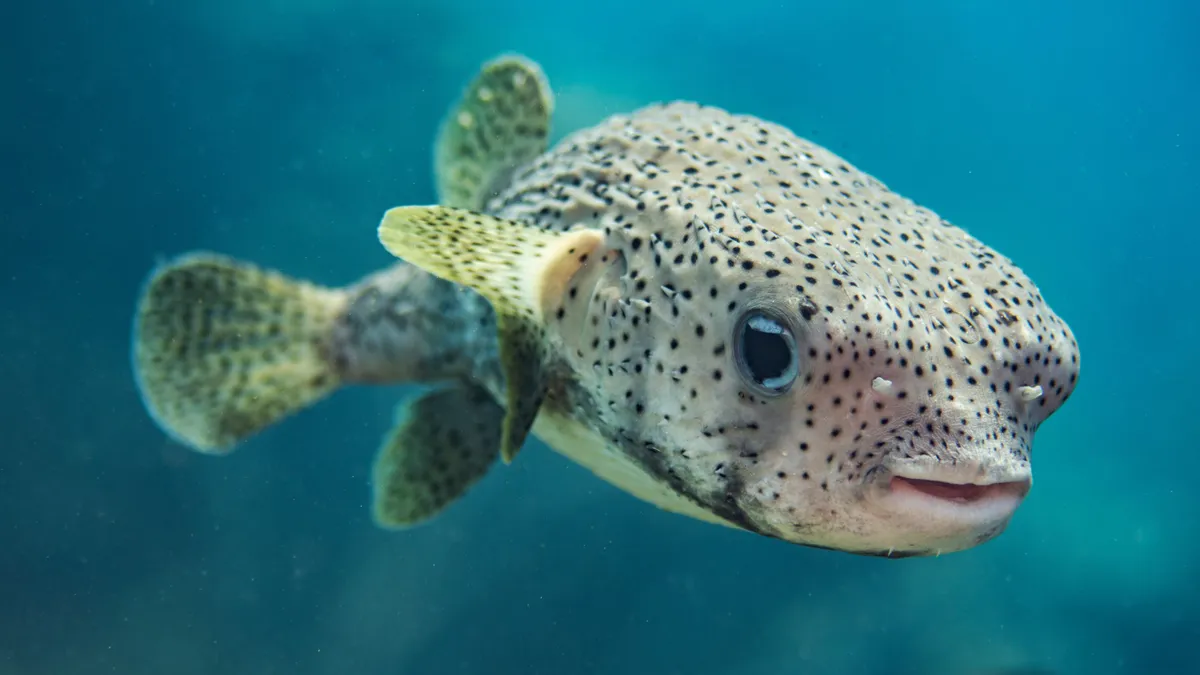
[{"left": 3, "top": 0, "right": 1197, "bottom": 673}]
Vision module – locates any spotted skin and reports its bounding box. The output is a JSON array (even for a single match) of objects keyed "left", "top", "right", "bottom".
[
  {"left": 415, "top": 101, "right": 1080, "bottom": 556},
  {"left": 132, "top": 56, "right": 1079, "bottom": 557}
]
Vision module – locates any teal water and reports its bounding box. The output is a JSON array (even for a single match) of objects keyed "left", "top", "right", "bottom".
[{"left": 3, "top": 1, "right": 1197, "bottom": 673}]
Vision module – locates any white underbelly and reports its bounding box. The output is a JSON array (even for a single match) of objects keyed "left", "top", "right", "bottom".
[{"left": 531, "top": 412, "right": 740, "bottom": 531}]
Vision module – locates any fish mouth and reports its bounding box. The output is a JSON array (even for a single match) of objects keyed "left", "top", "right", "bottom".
[
  {"left": 888, "top": 476, "right": 1031, "bottom": 504},
  {"left": 861, "top": 463, "right": 1032, "bottom": 552}
]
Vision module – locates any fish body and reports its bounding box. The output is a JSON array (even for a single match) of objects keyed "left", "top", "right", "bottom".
[{"left": 133, "top": 55, "right": 1079, "bottom": 557}]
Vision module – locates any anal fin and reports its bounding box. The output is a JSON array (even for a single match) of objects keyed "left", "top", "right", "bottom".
[{"left": 371, "top": 384, "right": 503, "bottom": 528}]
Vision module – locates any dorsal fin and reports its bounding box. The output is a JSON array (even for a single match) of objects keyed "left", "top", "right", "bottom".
[{"left": 434, "top": 54, "right": 553, "bottom": 211}]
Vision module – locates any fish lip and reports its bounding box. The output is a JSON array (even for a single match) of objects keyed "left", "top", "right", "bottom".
[
  {"left": 860, "top": 459, "right": 1031, "bottom": 542},
  {"left": 876, "top": 454, "right": 1032, "bottom": 489},
  {"left": 887, "top": 475, "right": 1032, "bottom": 504}
]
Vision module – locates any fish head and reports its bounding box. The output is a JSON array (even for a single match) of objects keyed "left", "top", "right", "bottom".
[{"left": 505, "top": 103, "right": 1080, "bottom": 556}]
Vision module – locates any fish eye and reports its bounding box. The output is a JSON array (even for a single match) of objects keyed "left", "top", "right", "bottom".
[{"left": 734, "top": 309, "right": 800, "bottom": 395}]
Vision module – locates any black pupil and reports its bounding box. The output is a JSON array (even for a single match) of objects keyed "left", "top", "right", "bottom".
[{"left": 742, "top": 321, "right": 792, "bottom": 385}]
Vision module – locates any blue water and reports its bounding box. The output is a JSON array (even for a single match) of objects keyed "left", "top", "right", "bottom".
[{"left": 4, "top": 1, "right": 1197, "bottom": 673}]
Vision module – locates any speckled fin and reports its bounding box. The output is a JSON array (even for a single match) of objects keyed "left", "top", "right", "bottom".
[
  {"left": 434, "top": 54, "right": 553, "bottom": 210},
  {"left": 377, "top": 205, "right": 607, "bottom": 463},
  {"left": 131, "top": 253, "right": 346, "bottom": 454},
  {"left": 372, "top": 384, "right": 503, "bottom": 528}
]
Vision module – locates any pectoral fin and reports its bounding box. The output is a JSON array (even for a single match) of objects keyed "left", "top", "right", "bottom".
[{"left": 377, "top": 205, "right": 607, "bottom": 463}]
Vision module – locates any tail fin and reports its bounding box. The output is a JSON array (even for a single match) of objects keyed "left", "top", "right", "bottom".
[{"left": 131, "top": 253, "right": 347, "bottom": 454}]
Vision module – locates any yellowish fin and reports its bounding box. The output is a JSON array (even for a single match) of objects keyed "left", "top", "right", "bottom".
[
  {"left": 372, "top": 384, "right": 503, "bottom": 528},
  {"left": 377, "top": 205, "right": 606, "bottom": 463},
  {"left": 435, "top": 54, "right": 553, "bottom": 211},
  {"left": 131, "top": 253, "right": 346, "bottom": 454}
]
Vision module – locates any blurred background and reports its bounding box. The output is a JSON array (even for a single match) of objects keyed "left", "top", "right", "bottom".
[{"left": 3, "top": 1, "right": 1197, "bottom": 673}]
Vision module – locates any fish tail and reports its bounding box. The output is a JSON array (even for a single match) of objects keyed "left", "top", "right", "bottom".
[{"left": 131, "top": 252, "right": 348, "bottom": 454}]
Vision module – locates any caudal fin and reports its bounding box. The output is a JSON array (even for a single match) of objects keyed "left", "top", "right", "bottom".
[{"left": 131, "top": 253, "right": 347, "bottom": 454}]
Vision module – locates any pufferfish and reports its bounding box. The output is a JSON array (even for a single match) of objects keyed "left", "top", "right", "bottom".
[{"left": 131, "top": 54, "right": 1079, "bottom": 558}]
